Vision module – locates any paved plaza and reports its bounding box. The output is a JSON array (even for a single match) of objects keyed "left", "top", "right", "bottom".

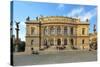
[{"left": 13, "top": 51, "right": 97, "bottom": 66}]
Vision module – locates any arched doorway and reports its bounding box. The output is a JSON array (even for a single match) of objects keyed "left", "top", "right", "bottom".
[
  {"left": 44, "top": 39, "right": 48, "bottom": 48},
  {"left": 44, "top": 39, "right": 47, "bottom": 46},
  {"left": 57, "top": 39, "right": 61, "bottom": 46}
]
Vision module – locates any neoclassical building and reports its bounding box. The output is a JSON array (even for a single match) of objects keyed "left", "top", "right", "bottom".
[{"left": 25, "top": 16, "right": 90, "bottom": 53}]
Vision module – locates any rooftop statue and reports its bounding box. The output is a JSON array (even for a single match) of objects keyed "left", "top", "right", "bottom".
[
  {"left": 94, "top": 24, "right": 96, "bottom": 33},
  {"left": 26, "top": 16, "right": 30, "bottom": 21},
  {"left": 16, "top": 21, "right": 20, "bottom": 29},
  {"left": 86, "top": 18, "right": 89, "bottom": 22},
  {"left": 36, "top": 16, "right": 39, "bottom": 21}
]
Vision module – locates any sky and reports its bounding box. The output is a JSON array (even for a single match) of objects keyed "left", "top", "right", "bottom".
[{"left": 12, "top": 1, "right": 97, "bottom": 41}]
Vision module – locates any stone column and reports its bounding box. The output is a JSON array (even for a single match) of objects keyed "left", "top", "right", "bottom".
[
  {"left": 54, "top": 26, "right": 56, "bottom": 36},
  {"left": 53, "top": 26, "right": 56, "bottom": 35},
  {"left": 75, "top": 27, "right": 77, "bottom": 48},
  {"left": 74, "top": 27, "right": 76, "bottom": 36},
  {"left": 61, "top": 38, "right": 64, "bottom": 47},
  {"left": 68, "top": 26, "right": 70, "bottom": 36},
  {"left": 25, "top": 39, "right": 32, "bottom": 54},
  {"left": 49, "top": 26, "right": 51, "bottom": 35},
  {"left": 47, "top": 26, "right": 49, "bottom": 35},
  {"left": 47, "top": 38, "right": 50, "bottom": 46},
  {"left": 73, "top": 27, "right": 74, "bottom": 36},
  {"left": 54, "top": 38, "right": 57, "bottom": 48},
  {"left": 67, "top": 38, "right": 70, "bottom": 48},
  {"left": 61, "top": 26, "right": 64, "bottom": 35}
]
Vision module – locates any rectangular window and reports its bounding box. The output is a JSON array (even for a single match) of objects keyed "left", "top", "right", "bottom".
[
  {"left": 64, "top": 27, "right": 67, "bottom": 35},
  {"left": 31, "top": 27, "right": 35, "bottom": 35},
  {"left": 82, "top": 28, "right": 85, "bottom": 35},
  {"left": 82, "top": 39, "right": 84, "bottom": 44},
  {"left": 44, "top": 27, "right": 47, "bottom": 35}
]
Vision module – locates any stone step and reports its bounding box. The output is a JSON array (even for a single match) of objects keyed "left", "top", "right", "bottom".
[{"left": 43, "top": 45, "right": 74, "bottom": 51}]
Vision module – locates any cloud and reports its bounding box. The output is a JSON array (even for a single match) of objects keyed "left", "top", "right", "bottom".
[
  {"left": 66, "top": 7, "right": 97, "bottom": 21},
  {"left": 67, "top": 7, "right": 84, "bottom": 18},
  {"left": 57, "top": 4, "right": 65, "bottom": 10},
  {"left": 80, "top": 8, "right": 97, "bottom": 21}
]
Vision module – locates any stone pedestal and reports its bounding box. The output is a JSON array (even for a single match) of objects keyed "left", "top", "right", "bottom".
[{"left": 25, "top": 46, "right": 32, "bottom": 54}]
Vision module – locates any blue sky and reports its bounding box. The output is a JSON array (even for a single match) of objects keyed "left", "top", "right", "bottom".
[{"left": 12, "top": 1, "right": 97, "bottom": 41}]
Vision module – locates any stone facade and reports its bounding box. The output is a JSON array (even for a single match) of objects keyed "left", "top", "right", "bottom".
[{"left": 25, "top": 16, "right": 90, "bottom": 53}]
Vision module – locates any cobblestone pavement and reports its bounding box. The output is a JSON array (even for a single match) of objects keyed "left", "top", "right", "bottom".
[{"left": 13, "top": 51, "right": 97, "bottom": 66}]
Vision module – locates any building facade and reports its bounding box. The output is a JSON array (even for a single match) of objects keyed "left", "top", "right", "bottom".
[{"left": 25, "top": 16, "right": 90, "bottom": 53}]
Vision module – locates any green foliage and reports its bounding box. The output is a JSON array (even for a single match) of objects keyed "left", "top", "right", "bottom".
[{"left": 18, "top": 41, "right": 25, "bottom": 52}]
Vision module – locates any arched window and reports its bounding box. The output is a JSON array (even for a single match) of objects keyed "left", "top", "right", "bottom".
[
  {"left": 57, "top": 39, "right": 61, "bottom": 45},
  {"left": 31, "top": 27, "right": 35, "bottom": 35},
  {"left": 44, "top": 26, "right": 48, "bottom": 35},
  {"left": 64, "top": 39, "right": 67, "bottom": 45},
  {"left": 57, "top": 26, "right": 61, "bottom": 35},
  {"left": 50, "top": 26, "right": 54, "bottom": 35},
  {"left": 82, "top": 28, "right": 85, "bottom": 35},
  {"left": 64, "top": 26, "right": 67, "bottom": 35}
]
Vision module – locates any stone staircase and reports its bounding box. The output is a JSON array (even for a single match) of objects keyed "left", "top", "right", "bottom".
[
  {"left": 39, "top": 45, "right": 76, "bottom": 54},
  {"left": 46, "top": 45, "right": 74, "bottom": 51}
]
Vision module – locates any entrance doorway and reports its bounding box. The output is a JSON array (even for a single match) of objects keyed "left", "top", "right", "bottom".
[
  {"left": 44, "top": 39, "right": 48, "bottom": 48},
  {"left": 57, "top": 39, "right": 61, "bottom": 46}
]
